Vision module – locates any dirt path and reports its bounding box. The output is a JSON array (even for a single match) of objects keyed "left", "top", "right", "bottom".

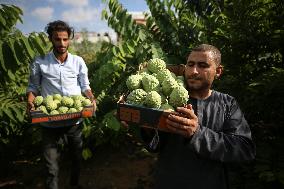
[{"left": 0, "top": 142, "right": 156, "bottom": 189}]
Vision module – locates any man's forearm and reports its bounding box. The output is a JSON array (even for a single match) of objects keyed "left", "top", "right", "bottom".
[
  {"left": 84, "top": 89, "right": 97, "bottom": 112},
  {"left": 26, "top": 91, "right": 36, "bottom": 111},
  {"left": 27, "top": 91, "right": 36, "bottom": 103},
  {"left": 84, "top": 89, "right": 95, "bottom": 101}
]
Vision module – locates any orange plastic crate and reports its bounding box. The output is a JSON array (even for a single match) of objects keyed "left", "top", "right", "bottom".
[{"left": 30, "top": 105, "right": 94, "bottom": 124}]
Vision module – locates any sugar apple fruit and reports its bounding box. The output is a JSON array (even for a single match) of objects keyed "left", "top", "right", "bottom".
[
  {"left": 43, "top": 95, "right": 53, "bottom": 105},
  {"left": 33, "top": 96, "right": 43, "bottom": 106},
  {"left": 144, "top": 91, "right": 162, "bottom": 109},
  {"left": 82, "top": 99, "right": 92, "bottom": 106},
  {"left": 46, "top": 100, "right": 58, "bottom": 111},
  {"left": 147, "top": 58, "right": 166, "bottom": 74},
  {"left": 169, "top": 86, "right": 189, "bottom": 108},
  {"left": 77, "top": 107, "right": 83, "bottom": 111},
  {"left": 126, "top": 89, "right": 147, "bottom": 105},
  {"left": 57, "top": 106, "right": 69, "bottom": 114},
  {"left": 176, "top": 76, "right": 186, "bottom": 87},
  {"left": 53, "top": 94, "right": 62, "bottom": 101},
  {"left": 36, "top": 105, "right": 48, "bottom": 114},
  {"left": 68, "top": 108, "right": 78, "bottom": 113},
  {"left": 160, "top": 93, "right": 168, "bottom": 104},
  {"left": 156, "top": 69, "right": 172, "bottom": 83},
  {"left": 162, "top": 77, "right": 178, "bottom": 96},
  {"left": 61, "top": 96, "right": 74, "bottom": 108},
  {"left": 160, "top": 103, "right": 175, "bottom": 111},
  {"left": 73, "top": 99, "right": 82, "bottom": 109},
  {"left": 71, "top": 95, "right": 86, "bottom": 102},
  {"left": 171, "top": 72, "right": 177, "bottom": 79},
  {"left": 53, "top": 99, "right": 61, "bottom": 106},
  {"left": 126, "top": 74, "right": 143, "bottom": 91},
  {"left": 176, "top": 75, "right": 184, "bottom": 81},
  {"left": 141, "top": 74, "right": 160, "bottom": 92},
  {"left": 50, "top": 110, "right": 60, "bottom": 115}
]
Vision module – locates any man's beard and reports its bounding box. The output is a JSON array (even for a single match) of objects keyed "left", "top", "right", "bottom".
[
  {"left": 53, "top": 45, "right": 68, "bottom": 55},
  {"left": 186, "top": 77, "right": 211, "bottom": 92}
]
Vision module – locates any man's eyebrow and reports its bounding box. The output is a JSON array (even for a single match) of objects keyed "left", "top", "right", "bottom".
[
  {"left": 197, "top": 61, "right": 208, "bottom": 64},
  {"left": 187, "top": 60, "right": 195, "bottom": 63},
  {"left": 187, "top": 60, "right": 208, "bottom": 64}
]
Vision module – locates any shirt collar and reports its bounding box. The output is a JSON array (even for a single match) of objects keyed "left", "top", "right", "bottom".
[{"left": 51, "top": 51, "right": 69, "bottom": 64}]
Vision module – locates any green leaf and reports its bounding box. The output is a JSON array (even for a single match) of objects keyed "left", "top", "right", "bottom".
[
  {"left": 10, "top": 105, "right": 24, "bottom": 122},
  {"left": 38, "top": 33, "right": 49, "bottom": 47},
  {"left": 109, "top": 0, "right": 115, "bottom": 12},
  {"left": 7, "top": 38, "right": 21, "bottom": 66},
  {"left": 1, "top": 4, "right": 21, "bottom": 27},
  {"left": 3, "top": 107, "right": 16, "bottom": 122},
  {"left": 0, "top": 41, "right": 7, "bottom": 71},
  {"left": 11, "top": 5, "right": 23, "bottom": 23},
  {"left": 138, "top": 30, "right": 147, "bottom": 41},
  {"left": 117, "top": 54, "right": 126, "bottom": 62},
  {"left": 101, "top": 9, "right": 109, "bottom": 20},
  {"left": 0, "top": 13, "right": 6, "bottom": 28},
  {"left": 151, "top": 42, "right": 165, "bottom": 59},
  {"left": 82, "top": 148, "right": 92, "bottom": 160},
  {"left": 29, "top": 34, "right": 46, "bottom": 56},
  {"left": 112, "top": 46, "right": 118, "bottom": 56},
  {"left": 19, "top": 36, "right": 35, "bottom": 60},
  {"left": 118, "top": 43, "right": 125, "bottom": 57},
  {"left": 7, "top": 69, "right": 15, "bottom": 81},
  {"left": 126, "top": 42, "right": 135, "bottom": 53},
  {"left": 103, "top": 111, "right": 121, "bottom": 131},
  {"left": 13, "top": 39, "right": 26, "bottom": 65}
]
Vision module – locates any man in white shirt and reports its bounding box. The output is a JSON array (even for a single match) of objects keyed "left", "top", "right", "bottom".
[{"left": 26, "top": 20, "right": 96, "bottom": 189}]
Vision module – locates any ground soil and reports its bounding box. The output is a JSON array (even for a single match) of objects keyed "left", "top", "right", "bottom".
[{"left": 0, "top": 141, "right": 157, "bottom": 189}]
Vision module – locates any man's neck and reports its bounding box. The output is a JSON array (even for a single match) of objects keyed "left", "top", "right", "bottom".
[
  {"left": 54, "top": 51, "right": 68, "bottom": 63},
  {"left": 189, "top": 89, "right": 212, "bottom": 100}
]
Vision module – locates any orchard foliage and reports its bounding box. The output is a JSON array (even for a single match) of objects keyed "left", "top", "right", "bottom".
[
  {"left": 201, "top": 0, "right": 284, "bottom": 123},
  {"left": 0, "top": 4, "right": 51, "bottom": 145},
  {"left": 144, "top": 0, "right": 284, "bottom": 124},
  {"left": 92, "top": 0, "right": 283, "bottom": 127}
]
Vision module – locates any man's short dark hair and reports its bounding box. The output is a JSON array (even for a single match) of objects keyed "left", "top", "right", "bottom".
[
  {"left": 45, "top": 20, "right": 74, "bottom": 39},
  {"left": 191, "top": 44, "right": 221, "bottom": 66}
]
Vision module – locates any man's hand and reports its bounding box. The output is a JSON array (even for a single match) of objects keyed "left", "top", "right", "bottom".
[
  {"left": 26, "top": 101, "right": 35, "bottom": 116},
  {"left": 26, "top": 92, "right": 36, "bottom": 116},
  {"left": 120, "top": 121, "right": 129, "bottom": 129},
  {"left": 113, "top": 111, "right": 129, "bottom": 129},
  {"left": 166, "top": 104, "right": 199, "bottom": 138},
  {"left": 84, "top": 89, "right": 97, "bottom": 112},
  {"left": 92, "top": 99, "right": 97, "bottom": 112}
]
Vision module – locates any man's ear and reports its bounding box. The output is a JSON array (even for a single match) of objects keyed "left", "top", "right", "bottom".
[{"left": 215, "top": 65, "right": 223, "bottom": 79}]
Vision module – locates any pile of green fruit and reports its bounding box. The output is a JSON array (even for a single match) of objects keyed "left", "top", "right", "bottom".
[
  {"left": 125, "top": 58, "right": 189, "bottom": 111},
  {"left": 33, "top": 94, "right": 92, "bottom": 115}
]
